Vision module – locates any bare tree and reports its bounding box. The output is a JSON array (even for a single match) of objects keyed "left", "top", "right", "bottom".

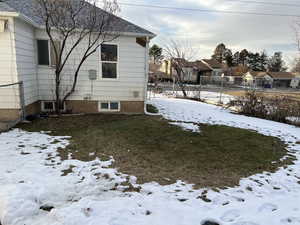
[
  {"left": 35, "top": 0, "right": 120, "bottom": 114},
  {"left": 164, "top": 40, "right": 197, "bottom": 98}
]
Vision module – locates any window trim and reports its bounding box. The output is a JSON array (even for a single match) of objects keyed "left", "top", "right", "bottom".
[
  {"left": 99, "top": 43, "right": 119, "bottom": 80},
  {"left": 98, "top": 101, "right": 120, "bottom": 112}
]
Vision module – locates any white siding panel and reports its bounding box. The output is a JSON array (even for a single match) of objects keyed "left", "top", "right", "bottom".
[
  {"left": 0, "top": 17, "right": 20, "bottom": 109},
  {"left": 14, "top": 18, "right": 38, "bottom": 106},
  {"left": 36, "top": 32, "right": 148, "bottom": 102}
]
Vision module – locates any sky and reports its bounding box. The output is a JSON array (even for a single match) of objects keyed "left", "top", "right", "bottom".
[{"left": 117, "top": 0, "right": 300, "bottom": 69}]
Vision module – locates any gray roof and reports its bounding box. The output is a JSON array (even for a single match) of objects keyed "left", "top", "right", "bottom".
[{"left": 0, "top": 0, "right": 155, "bottom": 36}]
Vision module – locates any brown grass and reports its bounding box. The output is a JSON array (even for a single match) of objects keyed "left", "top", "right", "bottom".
[{"left": 18, "top": 114, "right": 291, "bottom": 189}]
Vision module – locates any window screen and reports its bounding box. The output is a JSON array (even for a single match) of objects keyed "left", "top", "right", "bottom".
[{"left": 37, "top": 40, "right": 49, "bottom": 65}]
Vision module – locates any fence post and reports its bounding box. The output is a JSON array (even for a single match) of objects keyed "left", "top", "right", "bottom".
[{"left": 18, "top": 81, "right": 25, "bottom": 121}]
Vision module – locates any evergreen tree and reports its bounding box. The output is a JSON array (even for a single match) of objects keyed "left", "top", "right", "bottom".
[
  {"left": 257, "top": 50, "right": 268, "bottom": 71},
  {"left": 268, "top": 52, "right": 287, "bottom": 72},
  {"left": 224, "top": 49, "right": 234, "bottom": 67},
  {"left": 149, "top": 44, "right": 163, "bottom": 64},
  {"left": 233, "top": 51, "right": 240, "bottom": 66},
  {"left": 212, "top": 43, "right": 227, "bottom": 63},
  {"left": 239, "top": 49, "right": 249, "bottom": 66},
  {"left": 248, "top": 52, "right": 261, "bottom": 71}
]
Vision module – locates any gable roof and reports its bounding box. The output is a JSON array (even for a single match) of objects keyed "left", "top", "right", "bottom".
[
  {"left": 267, "top": 72, "right": 295, "bottom": 80},
  {"left": 172, "top": 58, "right": 212, "bottom": 71},
  {"left": 0, "top": 0, "right": 155, "bottom": 37},
  {"left": 202, "top": 59, "right": 223, "bottom": 69}
]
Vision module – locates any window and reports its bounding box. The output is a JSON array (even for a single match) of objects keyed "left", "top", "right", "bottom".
[
  {"left": 101, "top": 44, "right": 118, "bottom": 79},
  {"left": 41, "top": 101, "right": 66, "bottom": 112},
  {"left": 37, "top": 40, "right": 49, "bottom": 65},
  {"left": 42, "top": 101, "right": 55, "bottom": 112},
  {"left": 37, "top": 40, "right": 61, "bottom": 66},
  {"left": 99, "top": 101, "right": 120, "bottom": 111}
]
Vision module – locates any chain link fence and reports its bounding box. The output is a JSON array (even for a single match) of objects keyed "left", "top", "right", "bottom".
[{"left": 148, "top": 76, "right": 300, "bottom": 105}]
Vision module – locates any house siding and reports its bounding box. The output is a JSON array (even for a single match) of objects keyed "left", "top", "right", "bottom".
[
  {"left": 0, "top": 16, "right": 20, "bottom": 110},
  {"left": 14, "top": 18, "right": 39, "bottom": 106},
  {"left": 35, "top": 30, "right": 147, "bottom": 106}
]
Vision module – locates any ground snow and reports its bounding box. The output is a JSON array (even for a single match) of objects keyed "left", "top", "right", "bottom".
[
  {"left": 0, "top": 95, "right": 300, "bottom": 225},
  {"left": 169, "top": 122, "right": 200, "bottom": 133},
  {"left": 161, "top": 91, "right": 235, "bottom": 105}
]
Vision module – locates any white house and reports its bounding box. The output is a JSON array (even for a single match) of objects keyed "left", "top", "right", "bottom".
[{"left": 0, "top": 0, "right": 155, "bottom": 121}]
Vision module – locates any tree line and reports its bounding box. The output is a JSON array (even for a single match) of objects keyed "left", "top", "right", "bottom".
[
  {"left": 149, "top": 43, "right": 288, "bottom": 72},
  {"left": 212, "top": 43, "right": 287, "bottom": 72}
]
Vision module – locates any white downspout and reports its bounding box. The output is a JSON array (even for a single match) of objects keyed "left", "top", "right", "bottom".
[{"left": 144, "top": 36, "right": 150, "bottom": 114}]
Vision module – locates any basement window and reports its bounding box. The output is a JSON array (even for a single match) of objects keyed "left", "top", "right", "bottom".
[
  {"left": 99, "top": 101, "right": 120, "bottom": 112},
  {"left": 41, "top": 101, "right": 66, "bottom": 112}
]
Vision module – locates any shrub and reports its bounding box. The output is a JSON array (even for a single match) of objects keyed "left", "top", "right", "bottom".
[{"left": 230, "top": 90, "right": 300, "bottom": 126}]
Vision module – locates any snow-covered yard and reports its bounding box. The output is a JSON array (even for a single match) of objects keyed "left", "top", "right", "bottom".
[
  {"left": 1, "top": 95, "right": 300, "bottom": 225},
  {"left": 149, "top": 91, "right": 235, "bottom": 105}
]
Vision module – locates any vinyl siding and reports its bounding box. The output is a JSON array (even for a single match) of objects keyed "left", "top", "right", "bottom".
[
  {"left": 0, "top": 16, "right": 20, "bottom": 109},
  {"left": 35, "top": 29, "right": 147, "bottom": 103},
  {"left": 14, "top": 18, "right": 38, "bottom": 106}
]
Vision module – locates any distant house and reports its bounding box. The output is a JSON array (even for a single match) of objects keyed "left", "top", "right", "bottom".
[
  {"left": 159, "top": 58, "right": 220, "bottom": 84},
  {"left": 225, "top": 65, "right": 248, "bottom": 85},
  {"left": 181, "top": 60, "right": 212, "bottom": 84},
  {"left": 267, "top": 72, "right": 295, "bottom": 88},
  {"left": 242, "top": 71, "right": 296, "bottom": 88},
  {"left": 149, "top": 63, "right": 167, "bottom": 83},
  {"left": 0, "top": 0, "right": 155, "bottom": 121},
  {"left": 242, "top": 71, "right": 271, "bottom": 87},
  {"left": 201, "top": 59, "right": 224, "bottom": 77}
]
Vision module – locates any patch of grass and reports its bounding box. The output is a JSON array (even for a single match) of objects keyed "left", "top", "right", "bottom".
[
  {"left": 146, "top": 104, "right": 159, "bottom": 113},
  {"left": 18, "top": 114, "right": 290, "bottom": 188}
]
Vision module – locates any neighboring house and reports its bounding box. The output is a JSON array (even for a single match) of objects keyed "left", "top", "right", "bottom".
[
  {"left": 242, "top": 71, "right": 295, "bottom": 88},
  {"left": 267, "top": 72, "right": 295, "bottom": 88},
  {"left": 224, "top": 65, "right": 248, "bottom": 85},
  {"left": 158, "top": 58, "right": 213, "bottom": 84},
  {"left": 0, "top": 0, "right": 155, "bottom": 121},
  {"left": 149, "top": 63, "right": 167, "bottom": 83},
  {"left": 243, "top": 71, "right": 271, "bottom": 87},
  {"left": 201, "top": 59, "right": 224, "bottom": 77}
]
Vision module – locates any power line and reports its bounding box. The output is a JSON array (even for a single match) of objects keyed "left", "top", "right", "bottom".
[
  {"left": 226, "top": 0, "right": 300, "bottom": 7},
  {"left": 119, "top": 2, "right": 300, "bottom": 17}
]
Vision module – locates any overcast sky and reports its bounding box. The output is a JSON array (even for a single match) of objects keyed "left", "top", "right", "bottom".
[{"left": 118, "top": 0, "right": 300, "bottom": 68}]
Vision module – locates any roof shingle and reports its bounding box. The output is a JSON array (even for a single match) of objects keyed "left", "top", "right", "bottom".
[{"left": 0, "top": 0, "right": 154, "bottom": 36}]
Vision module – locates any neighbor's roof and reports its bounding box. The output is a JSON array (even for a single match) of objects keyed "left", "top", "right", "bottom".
[
  {"left": 202, "top": 59, "right": 223, "bottom": 69},
  {"left": 172, "top": 58, "right": 212, "bottom": 71},
  {"left": 0, "top": 0, "right": 155, "bottom": 37},
  {"left": 192, "top": 61, "right": 212, "bottom": 71},
  {"left": 267, "top": 72, "right": 296, "bottom": 79},
  {"left": 248, "top": 71, "right": 268, "bottom": 78}
]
